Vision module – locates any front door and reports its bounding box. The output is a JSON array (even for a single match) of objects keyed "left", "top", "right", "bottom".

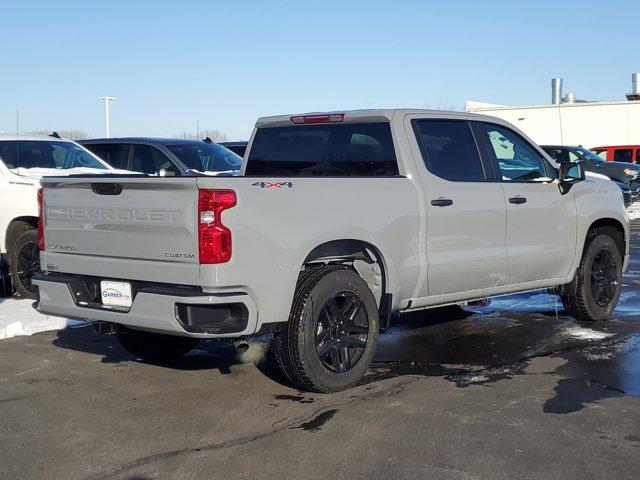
[
  {"left": 475, "top": 122, "right": 577, "bottom": 285},
  {"left": 410, "top": 118, "right": 508, "bottom": 296}
]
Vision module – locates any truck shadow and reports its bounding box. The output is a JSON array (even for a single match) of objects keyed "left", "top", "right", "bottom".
[{"left": 51, "top": 294, "right": 640, "bottom": 413}]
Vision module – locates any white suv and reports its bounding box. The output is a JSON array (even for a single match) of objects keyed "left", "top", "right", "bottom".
[{"left": 0, "top": 134, "right": 116, "bottom": 297}]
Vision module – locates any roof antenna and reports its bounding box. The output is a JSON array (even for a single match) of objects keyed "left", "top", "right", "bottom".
[
  {"left": 16, "top": 108, "right": 19, "bottom": 166},
  {"left": 50, "top": 131, "right": 61, "bottom": 139},
  {"left": 203, "top": 137, "right": 213, "bottom": 144}
]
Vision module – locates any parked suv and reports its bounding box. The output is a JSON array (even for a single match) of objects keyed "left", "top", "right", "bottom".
[
  {"left": 0, "top": 134, "right": 116, "bottom": 297},
  {"left": 219, "top": 141, "right": 248, "bottom": 157},
  {"left": 35, "top": 110, "right": 629, "bottom": 392},
  {"left": 591, "top": 145, "right": 640, "bottom": 164},
  {"left": 542, "top": 145, "right": 640, "bottom": 202},
  {"left": 79, "top": 138, "right": 242, "bottom": 176}
]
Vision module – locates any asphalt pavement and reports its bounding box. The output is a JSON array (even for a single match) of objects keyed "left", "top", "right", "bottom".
[{"left": 1, "top": 224, "right": 639, "bottom": 480}]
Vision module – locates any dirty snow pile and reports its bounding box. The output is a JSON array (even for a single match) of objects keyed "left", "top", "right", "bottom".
[
  {"left": 562, "top": 324, "right": 613, "bottom": 341},
  {"left": 0, "top": 298, "right": 86, "bottom": 340},
  {"left": 627, "top": 202, "right": 640, "bottom": 221}
]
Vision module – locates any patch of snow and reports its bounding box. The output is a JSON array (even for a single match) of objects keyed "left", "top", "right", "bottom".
[
  {"left": 562, "top": 325, "right": 613, "bottom": 341},
  {"left": 0, "top": 298, "right": 87, "bottom": 340},
  {"left": 627, "top": 202, "right": 640, "bottom": 221}
]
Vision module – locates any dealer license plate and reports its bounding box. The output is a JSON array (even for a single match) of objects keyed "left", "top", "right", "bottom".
[{"left": 100, "top": 281, "right": 133, "bottom": 308}]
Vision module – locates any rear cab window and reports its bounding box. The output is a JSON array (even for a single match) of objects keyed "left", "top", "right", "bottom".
[{"left": 246, "top": 122, "right": 399, "bottom": 176}]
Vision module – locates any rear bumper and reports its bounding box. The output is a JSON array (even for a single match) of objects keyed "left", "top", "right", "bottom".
[{"left": 33, "top": 274, "right": 258, "bottom": 338}]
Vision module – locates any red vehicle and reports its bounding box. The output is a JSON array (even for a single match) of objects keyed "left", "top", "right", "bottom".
[{"left": 590, "top": 145, "right": 640, "bottom": 164}]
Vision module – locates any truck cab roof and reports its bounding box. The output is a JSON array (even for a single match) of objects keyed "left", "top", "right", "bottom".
[{"left": 255, "top": 109, "right": 502, "bottom": 128}]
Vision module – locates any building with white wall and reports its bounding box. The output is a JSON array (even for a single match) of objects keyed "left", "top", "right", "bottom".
[{"left": 466, "top": 74, "right": 640, "bottom": 148}]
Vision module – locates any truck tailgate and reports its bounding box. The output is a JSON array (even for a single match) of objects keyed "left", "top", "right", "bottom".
[{"left": 41, "top": 177, "right": 200, "bottom": 285}]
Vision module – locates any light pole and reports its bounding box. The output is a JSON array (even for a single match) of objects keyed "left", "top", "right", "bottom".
[{"left": 98, "top": 96, "right": 117, "bottom": 138}]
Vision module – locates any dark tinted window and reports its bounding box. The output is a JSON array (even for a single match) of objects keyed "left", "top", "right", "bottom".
[
  {"left": 479, "top": 123, "right": 548, "bottom": 181},
  {"left": 636, "top": 149, "right": 640, "bottom": 163},
  {"left": 413, "top": 120, "right": 484, "bottom": 181},
  {"left": 166, "top": 143, "right": 242, "bottom": 173},
  {"left": 542, "top": 147, "right": 581, "bottom": 163},
  {"left": 220, "top": 144, "right": 247, "bottom": 157},
  {"left": 0, "top": 140, "right": 106, "bottom": 170},
  {"left": 129, "top": 144, "right": 178, "bottom": 175},
  {"left": 84, "top": 143, "right": 126, "bottom": 169},
  {"left": 246, "top": 122, "right": 398, "bottom": 176},
  {"left": 614, "top": 148, "right": 633, "bottom": 163}
]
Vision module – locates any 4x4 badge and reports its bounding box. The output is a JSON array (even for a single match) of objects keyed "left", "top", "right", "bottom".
[{"left": 251, "top": 181, "right": 293, "bottom": 189}]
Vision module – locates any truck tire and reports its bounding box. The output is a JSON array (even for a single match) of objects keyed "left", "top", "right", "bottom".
[
  {"left": 561, "top": 227, "right": 623, "bottom": 321},
  {"left": 116, "top": 326, "right": 200, "bottom": 362},
  {"left": 274, "top": 265, "right": 379, "bottom": 393},
  {"left": 9, "top": 228, "right": 40, "bottom": 299}
]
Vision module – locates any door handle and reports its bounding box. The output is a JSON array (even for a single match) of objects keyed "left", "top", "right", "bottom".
[
  {"left": 431, "top": 198, "right": 453, "bottom": 207},
  {"left": 509, "top": 196, "right": 527, "bottom": 204}
]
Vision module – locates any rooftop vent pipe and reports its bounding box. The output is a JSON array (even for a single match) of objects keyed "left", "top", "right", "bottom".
[
  {"left": 626, "top": 73, "right": 640, "bottom": 101},
  {"left": 551, "top": 78, "right": 563, "bottom": 105}
]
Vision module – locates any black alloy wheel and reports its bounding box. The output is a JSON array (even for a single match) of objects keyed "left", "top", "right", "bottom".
[
  {"left": 590, "top": 249, "right": 618, "bottom": 308},
  {"left": 315, "top": 292, "right": 369, "bottom": 373}
]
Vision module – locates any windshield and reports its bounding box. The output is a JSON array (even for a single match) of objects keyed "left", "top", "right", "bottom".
[
  {"left": 165, "top": 143, "right": 242, "bottom": 173},
  {"left": 575, "top": 147, "right": 606, "bottom": 163},
  {"left": 0, "top": 140, "right": 108, "bottom": 170}
]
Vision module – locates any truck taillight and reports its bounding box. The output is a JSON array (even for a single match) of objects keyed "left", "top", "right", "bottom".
[
  {"left": 37, "top": 188, "right": 45, "bottom": 251},
  {"left": 198, "top": 189, "right": 236, "bottom": 264}
]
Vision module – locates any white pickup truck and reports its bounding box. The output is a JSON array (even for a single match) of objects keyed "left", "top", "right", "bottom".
[
  {"left": 34, "top": 110, "right": 629, "bottom": 392},
  {"left": 0, "top": 134, "right": 116, "bottom": 298}
]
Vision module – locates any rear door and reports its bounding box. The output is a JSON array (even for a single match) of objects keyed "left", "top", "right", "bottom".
[
  {"left": 474, "top": 122, "right": 577, "bottom": 285},
  {"left": 409, "top": 118, "right": 507, "bottom": 296}
]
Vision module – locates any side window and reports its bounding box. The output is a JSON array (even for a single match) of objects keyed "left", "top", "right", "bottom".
[
  {"left": 84, "top": 144, "right": 126, "bottom": 169},
  {"left": 613, "top": 148, "right": 633, "bottom": 163},
  {"left": 412, "top": 120, "right": 485, "bottom": 181},
  {"left": 129, "top": 145, "right": 178, "bottom": 175},
  {"left": 543, "top": 148, "right": 569, "bottom": 163},
  {"left": 592, "top": 149, "right": 608, "bottom": 160},
  {"left": 478, "top": 123, "right": 549, "bottom": 181},
  {"left": 636, "top": 149, "right": 640, "bottom": 163}
]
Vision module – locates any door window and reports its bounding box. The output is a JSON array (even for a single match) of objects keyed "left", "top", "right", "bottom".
[
  {"left": 613, "top": 148, "right": 633, "bottom": 163},
  {"left": 129, "top": 144, "right": 178, "bottom": 175},
  {"left": 542, "top": 147, "right": 575, "bottom": 163},
  {"left": 412, "top": 120, "right": 485, "bottom": 181},
  {"left": 478, "top": 124, "right": 549, "bottom": 181},
  {"left": 84, "top": 143, "right": 126, "bottom": 169}
]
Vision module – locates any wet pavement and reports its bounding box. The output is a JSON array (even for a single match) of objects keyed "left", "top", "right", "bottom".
[{"left": 1, "top": 223, "right": 640, "bottom": 479}]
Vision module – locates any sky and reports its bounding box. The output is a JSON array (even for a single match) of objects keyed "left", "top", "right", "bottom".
[{"left": 1, "top": 0, "right": 638, "bottom": 140}]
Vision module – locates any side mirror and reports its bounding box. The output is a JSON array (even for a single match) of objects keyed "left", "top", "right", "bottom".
[{"left": 558, "top": 160, "right": 585, "bottom": 194}]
